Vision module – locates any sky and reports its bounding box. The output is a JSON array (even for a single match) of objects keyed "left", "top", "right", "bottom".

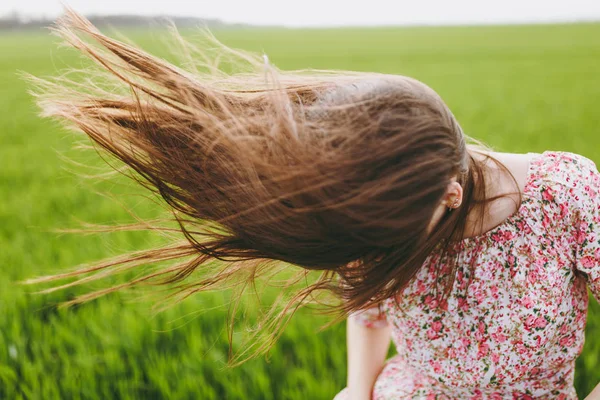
[{"left": 2, "top": 0, "right": 600, "bottom": 27}]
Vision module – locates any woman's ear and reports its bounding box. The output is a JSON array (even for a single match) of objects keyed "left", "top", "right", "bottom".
[{"left": 444, "top": 180, "right": 463, "bottom": 210}]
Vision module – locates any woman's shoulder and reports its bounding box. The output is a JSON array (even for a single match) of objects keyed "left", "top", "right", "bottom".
[
  {"left": 525, "top": 151, "right": 600, "bottom": 231},
  {"left": 529, "top": 151, "right": 598, "bottom": 189}
]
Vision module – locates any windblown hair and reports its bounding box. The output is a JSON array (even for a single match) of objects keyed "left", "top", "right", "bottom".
[{"left": 27, "top": 10, "right": 500, "bottom": 361}]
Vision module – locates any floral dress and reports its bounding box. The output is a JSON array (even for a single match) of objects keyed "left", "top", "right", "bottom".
[{"left": 334, "top": 151, "right": 600, "bottom": 399}]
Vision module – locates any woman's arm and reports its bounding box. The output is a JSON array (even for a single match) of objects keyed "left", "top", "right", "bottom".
[
  {"left": 346, "top": 313, "right": 392, "bottom": 400},
  {"left": 586, "top": 383, "right": 600, "bottom": 400}
]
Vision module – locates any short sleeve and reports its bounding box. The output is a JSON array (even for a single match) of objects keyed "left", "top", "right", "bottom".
[
  {"left": 571, "top": 155, "right": 600, "bottom": 301},
  {"left": 348, "top": 304, "right": 389, "bottom": 328}
]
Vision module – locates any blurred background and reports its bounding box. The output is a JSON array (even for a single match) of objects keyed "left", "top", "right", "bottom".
[{"left": 1, "top": 1, "right": 600, "bottom": 399}]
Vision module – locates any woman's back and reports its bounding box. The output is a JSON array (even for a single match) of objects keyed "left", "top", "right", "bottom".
[{"left": 340, "top": 151, "right": 600, "bottom": 399}]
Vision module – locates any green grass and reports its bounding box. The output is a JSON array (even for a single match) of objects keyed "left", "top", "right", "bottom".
[{"left": 1, "top": 22, "right": 600, "bottom": 399}]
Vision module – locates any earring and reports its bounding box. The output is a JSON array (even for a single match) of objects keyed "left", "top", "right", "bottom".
[{"left": 448, "top": 199, "right": 460, "bottom": 211}]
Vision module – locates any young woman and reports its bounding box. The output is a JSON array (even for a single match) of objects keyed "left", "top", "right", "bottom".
[{"left": 29, "top": 10, "right": 600, "bottom": 400}]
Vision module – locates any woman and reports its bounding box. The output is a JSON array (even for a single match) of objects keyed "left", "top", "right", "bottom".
[{"left": 28, "top": 10, "right": 600, "bottom": 399}]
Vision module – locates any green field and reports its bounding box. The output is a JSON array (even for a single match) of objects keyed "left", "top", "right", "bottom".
[{"left": 2, "top": 22, "right": 600, "bottom": 399}]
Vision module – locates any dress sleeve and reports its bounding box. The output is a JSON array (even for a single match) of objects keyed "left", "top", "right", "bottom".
[
  {"left": 571, "top": 155, "right": 600, "bottom": 302},
  {"left": 348, "top": 304, "right": 389, "bottom": 328}
]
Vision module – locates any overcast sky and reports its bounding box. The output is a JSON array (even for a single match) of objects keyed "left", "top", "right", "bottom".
[{"left": 2, "top": 0, "right": 600, "bottom": 27}]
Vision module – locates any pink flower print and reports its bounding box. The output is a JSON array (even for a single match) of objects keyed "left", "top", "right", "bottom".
[
  {"left": 516, "top": 342, "right": 528, "bottom": 355},
  {"left": 559, "top": 203, "right": 569, "bottom": 217},
  {"left": 474, "top": 289, "right": 485, "bottom": 303},
  {"left": 477, "top": 342, "right": 490, "bottom": 358},
  {"left": 542, "top": 213, "right": 551, "bottom": 229},
  {"left": 474, "top": 329, "right": 484, "bottom": 341},
  {"left": 534, "top": 317, "right": 547, "bottom": 329},
  {"left": 542, "top": 188, "right": 554, "bottom": 202},
  {"left": 524, "top": 315, "right": 536, "bottom": 330},
  {"left": 426, "top": 329, "right": 439, "bottom": 340},
  {"left": 439, "top": 298, "right": 449, "bottom": 311},
  {"left": 478, "top": 321, "right": 486, "bottom": 334},
  {"left": 559, "top": 335, "right": 575, "bottom": 347},
  {"left": 521, "top": 296, "right": 534, "bottom": 309},
  {"left": 416, "top": 280, "right": 427, "bottom": 294},
  {"left": 492, "top": 230, "right": 510, "bottom": 244},
  {"left": 429, "top": 360, "right": 442, "bottom": 374},
  {"left": 424, "top": 294, "right": 438, "bottom": 309},
  {"left": 490, "top": 285, "right": 499, "bottom": 299},
  {"left": 461, "top": 336, "right": 471, "bottom": 349},
  {"left": 527, "top": 269, "right": 540, "bottom": 284},
  {"left": 580, "top": 255, "right": 596, "bottom": 269},
  {"left": 507, "top": 254, "right": 516, "bottom": 266},
  {"left": 432, "top": 320, "right": 443, "bottom": 333},
  {"left": 492, "top": 332, "right": 508, "bottom": 343},
  {"left": 588, "top": 231, "right": 597, "bottom": 244}
]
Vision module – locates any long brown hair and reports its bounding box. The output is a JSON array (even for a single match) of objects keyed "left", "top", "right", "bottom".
[{"left": 27, "top": 9, "right": 501, "bottom": 361}]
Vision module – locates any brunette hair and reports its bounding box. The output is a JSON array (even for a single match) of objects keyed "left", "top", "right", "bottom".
[{"left": 27, "top": 10, "right": 500, "bottom": 360}]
